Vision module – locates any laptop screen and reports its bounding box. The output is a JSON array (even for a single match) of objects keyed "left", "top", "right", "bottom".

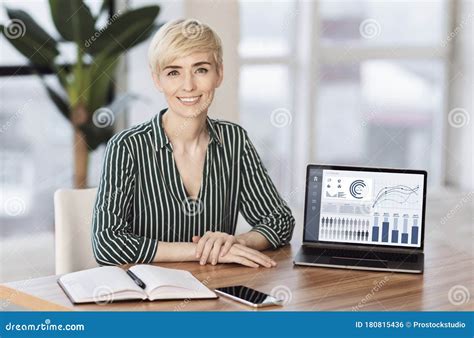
[{"left": 304, "top": 166, "right": 426, "bottom": 249}]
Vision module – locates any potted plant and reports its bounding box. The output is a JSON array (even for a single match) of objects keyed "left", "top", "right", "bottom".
[{"left": 1, "top": 0, "right": 160, "bottom": 188}]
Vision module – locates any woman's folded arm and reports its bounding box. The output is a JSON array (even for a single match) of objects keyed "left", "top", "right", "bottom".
[
  {"left": 239, "top": 131, "right": 295, "bottom": 249},
  {"left": 92, "top": 138, "right": 158, "bottom": 266}
]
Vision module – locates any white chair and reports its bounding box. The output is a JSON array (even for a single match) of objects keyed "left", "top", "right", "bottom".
[{"left": 54, "top": 188, "right": 98, "bottom": 275}]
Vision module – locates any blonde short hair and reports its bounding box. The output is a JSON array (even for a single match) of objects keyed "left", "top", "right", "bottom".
[{"left": 147, "top": 18, "right": 223, "bottom": 74}]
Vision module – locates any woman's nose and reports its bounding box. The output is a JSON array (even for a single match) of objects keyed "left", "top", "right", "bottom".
[{"left": 182, "top": 73, "right": 196, "bottom": 91}]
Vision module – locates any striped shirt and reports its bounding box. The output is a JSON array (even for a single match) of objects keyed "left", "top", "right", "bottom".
[{"left": 92, "top": 109, "right": 295, "bottom": 265}]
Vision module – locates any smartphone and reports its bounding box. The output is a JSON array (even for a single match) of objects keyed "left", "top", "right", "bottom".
[{"left": 214, "top": 285, "right": 283, "bottom": 308}]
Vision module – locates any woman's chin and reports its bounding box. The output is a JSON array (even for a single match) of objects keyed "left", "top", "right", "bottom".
[{"left": 171, "top": 106, "right": 207, "bottom": 119}]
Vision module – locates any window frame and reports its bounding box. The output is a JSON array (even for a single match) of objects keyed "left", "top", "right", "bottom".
[
  {"left": 239, "top": 0, "right": 455, "bottom": 202},
  {"left": 305, "top": 0, "right": 454, "bottom": 188}
]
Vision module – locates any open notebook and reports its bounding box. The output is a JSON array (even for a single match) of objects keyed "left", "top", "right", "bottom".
[{"left": 58, "top": 265, "right": 217, "bottom": 304}]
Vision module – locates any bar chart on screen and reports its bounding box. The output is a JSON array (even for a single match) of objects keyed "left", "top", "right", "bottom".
[{"left": 371, "top": 212, "right": 420, "bottom": 245}]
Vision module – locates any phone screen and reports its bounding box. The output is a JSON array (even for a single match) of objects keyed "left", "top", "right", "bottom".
[{"left": 215, "top": 285, "right": 278, "bottom": 305}]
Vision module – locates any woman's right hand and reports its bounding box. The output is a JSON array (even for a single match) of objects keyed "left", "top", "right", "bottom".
[{"left": 217, "top": 243, "right": 276, "bottom": 268}]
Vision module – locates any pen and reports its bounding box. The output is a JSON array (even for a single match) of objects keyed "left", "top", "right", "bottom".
[{"left": 126, "top": 269, "right": 146, "bottom": 289}]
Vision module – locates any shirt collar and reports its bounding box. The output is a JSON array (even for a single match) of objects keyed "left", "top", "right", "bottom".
[{"left": 152, "top": 109, "right": 223, "bottom": 151}]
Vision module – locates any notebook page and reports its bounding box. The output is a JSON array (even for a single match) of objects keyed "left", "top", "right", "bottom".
[
  {"left": 129, "top": 265, "right": 195, "bottom": 290},
  {"left": 129, "top": 265, "right": 216, "bottom": 299},
  {"left": 59, "top": 266, "right": 145, "bottom": 302}
]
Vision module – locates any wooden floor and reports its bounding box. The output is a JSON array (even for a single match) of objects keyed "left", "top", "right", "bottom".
[{"left": 2, "top": 189, "right": 473, "bottom": 311}]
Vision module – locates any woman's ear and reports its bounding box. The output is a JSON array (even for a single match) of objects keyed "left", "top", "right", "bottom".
[
  {"left": 151, "top": 68, "right": 164, "bottom": 92},
  {"left": 216, "top": 63, "right": 224, "bottom": 88}
]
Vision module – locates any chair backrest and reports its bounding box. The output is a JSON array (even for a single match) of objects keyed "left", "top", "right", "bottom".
[{"left": 54, "top": 188, "right": 98, "bottom": 275}]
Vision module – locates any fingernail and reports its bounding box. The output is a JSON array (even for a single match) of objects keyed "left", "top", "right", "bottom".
[{"left": 212, "top": 260, "right": 216, "bottom": 265}]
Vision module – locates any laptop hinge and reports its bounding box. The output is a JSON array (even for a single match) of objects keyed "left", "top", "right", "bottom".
[{"left": 302, "top": 241, "right": 423, "bottom": 254}]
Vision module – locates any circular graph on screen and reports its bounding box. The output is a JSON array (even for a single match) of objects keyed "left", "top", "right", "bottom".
[{"left": 349, "top": 180, "right": 368, "bottom": 199}]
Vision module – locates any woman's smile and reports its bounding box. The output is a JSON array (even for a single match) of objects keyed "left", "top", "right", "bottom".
[{"left": 177, "top": 95, "right": 202, "bottom": 106}]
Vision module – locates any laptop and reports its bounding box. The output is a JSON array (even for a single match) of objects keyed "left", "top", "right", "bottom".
[{"left": 294, "top": 164, "right": 426, "bottom": 273}]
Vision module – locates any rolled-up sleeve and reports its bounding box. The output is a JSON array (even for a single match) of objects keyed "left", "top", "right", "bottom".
[
  {"left": 239, "top": 132, "right": 295, "bottom": 248},
  {"left": 92, "top": 139, "right": 158, "bottom": 265}
]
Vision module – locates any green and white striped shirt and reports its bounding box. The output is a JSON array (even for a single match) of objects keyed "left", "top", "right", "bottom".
[{"left": 92, "top": 109, "right": 295, "bottom": 265}]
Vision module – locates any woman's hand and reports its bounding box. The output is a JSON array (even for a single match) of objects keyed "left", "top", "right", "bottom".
[
  {"left": 193, "top": 231, "right": 238, "bottom": 265},
  {"left": 217, "top": 243, "right": 277, "bottom": 268},
  {"left": 193, "top": 231, "right": 276, "bottom": 267}
]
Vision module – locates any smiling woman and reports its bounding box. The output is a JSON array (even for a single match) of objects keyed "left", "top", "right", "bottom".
[{"left": 91, "top": 19, "right": 295, "bottom": 268}]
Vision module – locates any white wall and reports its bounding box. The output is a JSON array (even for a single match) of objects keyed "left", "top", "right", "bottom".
[{"left": 446, "top": 0, "right": 473, "bottom": 191}]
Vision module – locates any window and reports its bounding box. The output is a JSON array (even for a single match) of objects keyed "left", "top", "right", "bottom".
[
  {"left": 315, "top": 0, "right": 449, "bottom": 186},
  {"left": 239, "top": 0, "right": 298, "bottom": 201},
  {"left": 239, "top": 0, "right": 452, "bottom": 208}
]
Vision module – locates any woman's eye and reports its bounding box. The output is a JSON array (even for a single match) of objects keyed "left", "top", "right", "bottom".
[
  {"left": 196, "top": 68, "right": 208, "bottom": 74},
  {"left": 167, "top": 70, "right": 179, "bottom": 76}
]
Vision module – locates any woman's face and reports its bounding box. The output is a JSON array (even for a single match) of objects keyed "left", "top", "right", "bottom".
[{"left": 152, "top": 52, "right": 223, "bottom": 119}]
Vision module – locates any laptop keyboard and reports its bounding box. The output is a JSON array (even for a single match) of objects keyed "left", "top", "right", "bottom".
[{"left": 303, "top": 246, "right": 419, "bottom": 263}]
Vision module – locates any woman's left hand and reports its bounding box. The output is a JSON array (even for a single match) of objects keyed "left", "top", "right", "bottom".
[{"left": 193, "top": 231, "right": 238, "bottom": 265}]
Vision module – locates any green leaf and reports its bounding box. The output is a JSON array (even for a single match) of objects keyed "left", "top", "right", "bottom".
[
  {"left": 80, "top": 123, "right": 114, "bottom": 150},
  {"left": 55, "top": 66, "right": 70, "bottom": 90},
  {"left": 87, "top": 55, "right": 119, "bottom": 112},
  {"left": 2, "top": 9, "right": 59, "bottom": 66},
  {"left": 86, "top": 5, "right": 160, "bottom": 57},
  {"left": 39, "top": 77, "right": 71, "bottom": 120},
  {"left": 97, "top": 0, "right": 114, "bottom": 19},
  {"left": 49, "top": 0, "right": 95, "bottom": 45}
]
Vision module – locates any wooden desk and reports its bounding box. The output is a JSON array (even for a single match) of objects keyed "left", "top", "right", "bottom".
[
  {"left": 3, "top": 237, "right": 473, "bottom": 311},
  {"left": 3, "top": 192, "right": 473, "bottom": 311}
]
